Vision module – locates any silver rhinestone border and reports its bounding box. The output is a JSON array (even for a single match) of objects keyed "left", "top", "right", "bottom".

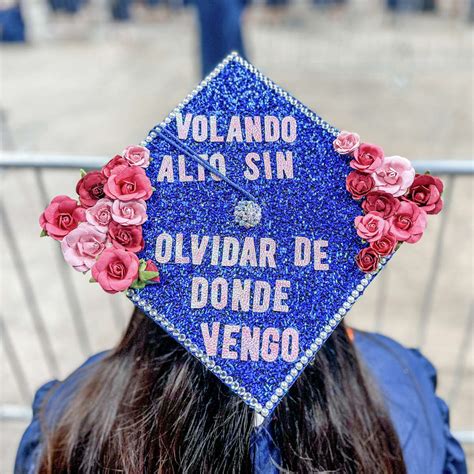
[{"left": 134, "top": 52, "right": 389, "bottom": 418}]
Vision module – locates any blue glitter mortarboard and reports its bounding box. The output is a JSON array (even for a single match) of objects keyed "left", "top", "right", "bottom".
[{"left": 126, "top": 52, "right": 388, "bottom": 419}]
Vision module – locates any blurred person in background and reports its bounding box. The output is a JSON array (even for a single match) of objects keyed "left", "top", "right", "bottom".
[
  {"left": 312, "top": 0, "right": 347, "bottom": 7},
  {"left": 15, "top": 309, "right": 467, "bottom": 473},
  {"left": 0, "top": 1, "right": 25, "bottom": 41},
  {"left": 195, "top": 0, "right": 247, "bottom": 77},
  {"left": 47, "top": 0, "right": 87, "bottom": 14},
  {"left": 387, "top": 0, "right": 436, "bottom": 12}
]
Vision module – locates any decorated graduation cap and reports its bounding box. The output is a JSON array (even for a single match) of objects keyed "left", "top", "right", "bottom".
[{"left": 39, "top": 52, "right": 444, "bottom": 419}]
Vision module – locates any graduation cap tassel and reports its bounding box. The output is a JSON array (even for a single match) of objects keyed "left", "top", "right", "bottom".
[{"left": 156, "top": 128, "right": 262, "bottom": 229}]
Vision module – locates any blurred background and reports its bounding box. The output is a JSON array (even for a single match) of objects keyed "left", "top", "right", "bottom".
[{"left": 1, "top": 0, "right": 473, "bottom": 471}]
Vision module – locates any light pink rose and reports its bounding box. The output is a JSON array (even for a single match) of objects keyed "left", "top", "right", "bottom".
[
  {"left": 333, "top": 131, "right": 360, "bottom": 155},
  {"left": 86, "top": 198, "right": 113, "bottom": 233},
  {"left": 91, "top": 248, "right": 139, "bottom": 294},
  {"left": 123, "top": 145, "right": 150, "bottom": 168},
  {"left": 389, "top": 201, "right": 427, "bottom": 243},
  {"left": 111, "top": 199, "right": 147, "bottom": 226},
  {"left": 372, "top": 156, "right": 415, "bottom": 197},
  {"left": 61, "top": 223, "right": 108, "bottom": 272},
  {"left": 354, "top": 212, "right": 390, "bottom": 242}
]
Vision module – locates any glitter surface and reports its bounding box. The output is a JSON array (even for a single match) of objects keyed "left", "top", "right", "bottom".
[{"left": 130, "top": 54, "right": 382, "bottom": 417}]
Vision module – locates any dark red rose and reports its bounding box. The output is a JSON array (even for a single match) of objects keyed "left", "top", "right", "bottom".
[
  {"left": 362, "top": 191, "right": 400, "bottom": 219},
  {"left": 145, "top": 260, "right": 160, "bottom": 282},
  {"left": 102, "top": 155, "right": 129, "bottom": 178},
  {"left": 346, "top": 171, "right": 375, "bottom": 200},
  {"left": 355, "top": 247, "right": 380, "bottom": 273},
  {"left": 104, "top": 166, "right": 153, "bottom": 202},
  {"left": 403, "top": 173, "right": 444, "bottom": 215},
  {"left": 76, "top": 171, "right": 107, "bottom": 208},
  {"left": 39, "top": 195, "right": 85, "bottom": 241},
  {"left": 370, "top": 234, "right": 398, "bottom": 257},
  {"left": 108, "top": 222, "right": 144, "bottom": 252}
]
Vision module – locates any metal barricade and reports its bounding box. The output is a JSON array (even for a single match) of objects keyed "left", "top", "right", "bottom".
[{"left": 1, "top": 152, "right": 473, "bottom": 445}]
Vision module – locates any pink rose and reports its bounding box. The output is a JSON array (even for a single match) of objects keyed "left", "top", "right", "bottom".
[
  {"left": 403, "top": 173, "right": 444, "bottom": 215},
  {"left": 145, "top": 260, "right": 160, "bottom": 283},
  {"left": 91, "top": 248, "right": 139, "bottom": 294},
  {"left": 333, "top": 131, "right": 360, "bottom": 155},
  {"left": 389, "top": 201, "right": 427, "bottom": 243},
  {"left": 76, "top": 170, "right": 107, "bottom": 208},
  {"left": 108, "top": 222, "right": 144, "bottom": 252},
  {"left": 370, "top": 234, "right": 398, "bottom": 257},
  {"left": 102, "top": 155, "right": 129, "bottom": 178},
  {"left": 362, "top": 191, "right": 400, "bottom": 219},
  {"left": 372, "top": 156, "right": 415, "bottom": 197},
  {"left": 86, "top": 198, "right": 113, "bottom": 233},
  {"left": 111, "top": 199, "right": 147, "bottom": 226},
  {"left": 350, "top": 143, "right": 384, "bottom": 173},
  {"left": 61, "top": 223, "right": 108, "bottom": 272},
  {"left": 39, "top": 195, "right": 85, "bottom": 241},
  {"left": 123, "top": 145, "right": 150, "bottom": 168},
  {"left": 354, "top": 212, "right": 390, "bottom": 242},
  {"left": 346, "top": 171, "right": 375, "bottom": 200},
  {"left": 355, "top": 247, "right": 380, "bottom": 273},
  {"left": 104, "top": 166, "right": 153, "bottom": 202}
]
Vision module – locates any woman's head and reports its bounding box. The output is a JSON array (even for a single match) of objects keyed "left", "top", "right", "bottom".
[{"left": 39, "top": 309, "right": 405, "bottom": 474}]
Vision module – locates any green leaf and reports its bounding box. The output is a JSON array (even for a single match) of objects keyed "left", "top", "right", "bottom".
[
  {"left": 89, "top": 276, "right": 96, "bottom": 283},
  {"left": 151, "top": 187, "right": 156, "bottom": 192},
  {"left": 80, "top": 169, "right": 87, "bottom": 178},
  {"left": 130, "top": 280, "right": 146, "bottom": 290},
  {"left": 139, "top": 259, "right": 147, "bottom": 272},
  {"left": 424, "top": 170, "right": 431, "bottom": 175},
  {"left": 40, "top": 229, "right": 48, "bottom": 237},
  {"left": 139, "top": 270, "right": 159, "bottom": 282}
]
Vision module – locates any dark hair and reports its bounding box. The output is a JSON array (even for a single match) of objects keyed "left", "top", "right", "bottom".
[{"left": 38, "top": 309, "right": 406, "bottom": 473}]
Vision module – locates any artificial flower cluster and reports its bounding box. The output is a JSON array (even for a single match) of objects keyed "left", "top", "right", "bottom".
[
  {"left": 39, "top": 146, "right": 160, "bottom": 294},
  {"left": 333, "top": 131, "right": 444, "bottom": 273}
]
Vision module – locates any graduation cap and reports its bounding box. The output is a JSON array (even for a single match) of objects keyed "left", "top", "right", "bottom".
[{"left": 39, "top": 52, "right": 444, "bottom": 419}]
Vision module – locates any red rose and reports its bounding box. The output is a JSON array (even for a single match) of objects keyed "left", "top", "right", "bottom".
[
  {"left": 76, "top": 170, "right": 107, "bottom": 208},
  {"left": 92, "top": 248, "right": 139, "bottom": 294},
  {"left": 39, "top": 195, "right": 85, "bottom": 241},
  {"left": 355, "top": 247, "right": 380, "bottom": 273},
  {"left": 108, "top": 222, "right": 144, "bottom": 252},
  {"left": 350, "top": 143, "right": 384, "bottom": 173},
  {"left": 346, "top": 171, "right": 375, "bottom": 200},
  {"left": 370, "top": 234, "right": 398, "bottom": 257},
  {"left": 104, "top": 166, "right": 153, "bottom": 202},
  {"left": 403, "top": 173, "right": 444, "bottom": 215},
  {"left": 102, "top": 155, "right": 129, "bottom": 178},
  {"left": 362, "top": 191, "right": 400, "bottom": 219},
  {"left": 145, "top": 260, "right": 160, "bottom": 282},
  {"left": 389, "top": 201, "right": 427, "bottom": 244}
]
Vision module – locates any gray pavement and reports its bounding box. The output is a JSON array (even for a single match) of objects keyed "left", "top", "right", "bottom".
[{"left": 1, "top": 1, "right": 473, "bottom": 472}]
